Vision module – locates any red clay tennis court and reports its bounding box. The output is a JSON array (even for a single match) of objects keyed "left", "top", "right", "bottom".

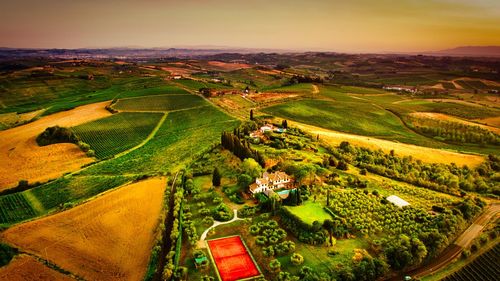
[{"left": 207, "top": 236, "right": 261, "bottom": 281}]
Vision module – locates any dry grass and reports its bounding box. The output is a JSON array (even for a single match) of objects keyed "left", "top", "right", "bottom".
[
  {"left": 207, "top": 61, "right": 251, "bottom": 71},
  {"left": 0, "top": 255, "right": 75, "bottom": 281},
  {"left": 248, "top": 92, "right": 299, "bottom": 103},
  {"left": 475, "top": 116, "right": 500, "bottom": 128},
  {"left": 292, "top": 121, "right": 485, "bottom": 167},
  {"left": 1, "top": 177, "right": 167, "bottom": 281},
  {"left": 0, "top": 101, "right": 111, "bottom": 191},
  {"left": 410, "top": 112, "right": 500, "bottom": 134}
]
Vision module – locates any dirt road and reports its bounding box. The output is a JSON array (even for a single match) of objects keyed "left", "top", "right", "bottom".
[{"left": 388, "top": 203, "right": 500, "bottom": 280}]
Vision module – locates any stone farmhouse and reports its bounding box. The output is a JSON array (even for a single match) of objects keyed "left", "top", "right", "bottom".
[{"left": 249, "top": 171, "right": 294, "bottom": 195}]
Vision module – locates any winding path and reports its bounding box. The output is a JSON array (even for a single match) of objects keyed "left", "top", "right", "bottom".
[{"left": 197, "top": 209, "right": 243, "bottom": 248}]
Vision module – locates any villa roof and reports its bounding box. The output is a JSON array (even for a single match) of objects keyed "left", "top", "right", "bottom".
[{"left": 386, "top": 195, "right": 410, "bottom": 208}]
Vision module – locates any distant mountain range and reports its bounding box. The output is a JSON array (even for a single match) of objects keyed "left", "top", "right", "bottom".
[
  {"left": 0, "top": 46, "right": 499, "bottom": 60},
  {"left": 427, "top": 46, "right": 500, "bottom": 57}
]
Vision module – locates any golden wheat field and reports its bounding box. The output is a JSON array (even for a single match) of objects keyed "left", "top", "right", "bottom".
[
  {"left": 1, "top": 177, "right": 166, "bottom": 281},
  {"left": 0, "top": 101, "right": 111, "bottom": 190}
]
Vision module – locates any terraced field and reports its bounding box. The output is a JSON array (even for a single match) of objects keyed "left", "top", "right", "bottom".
[
  {"left": 112, "top": 94, "right": 206, "bottom": 111},
  {"left": 73, "top": 112, "right": 164, "bottom": 159}
]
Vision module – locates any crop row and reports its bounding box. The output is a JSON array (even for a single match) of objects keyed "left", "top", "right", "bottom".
[
  {"left": 443, "top": 243, "right": 500, "bottom": 281},
  {"left": 0, "top": 193, "right": 37, "bottom": 224},
  {"left": 112, "top": 94, "right": 207, "bottom": 112},
  {"left": 73, "top": 112, "right": 164, "bottom": 159}
]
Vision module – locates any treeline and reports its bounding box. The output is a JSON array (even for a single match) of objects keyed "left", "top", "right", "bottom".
[
  {"left": 283, "top": 75, "right": 323, "bottom": 86},
  {"left": 220, "top": 131, "right": 265, "bottom": 167},
  {"left": 405, "top": 115, "right": 500, "bottom": 145},
  {"left": 328, "top": 142, "right": 499, "bottom": 196}
]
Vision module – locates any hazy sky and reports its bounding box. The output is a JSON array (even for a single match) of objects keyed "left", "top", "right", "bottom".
[{"left": 1, "top": 0, "right": 499, "bottom": 52}]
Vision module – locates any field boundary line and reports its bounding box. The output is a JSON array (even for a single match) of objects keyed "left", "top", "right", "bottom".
[{"left": 113, "top": 112, "right": 168, "bottom": 159}]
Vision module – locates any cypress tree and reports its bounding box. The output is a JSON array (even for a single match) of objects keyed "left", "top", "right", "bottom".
[{"left": 212, "top": 167, "right": 221, "bottom": 187}]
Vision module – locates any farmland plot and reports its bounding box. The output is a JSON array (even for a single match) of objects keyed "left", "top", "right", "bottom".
[
  {"left": 81, "top": 105, "right": 239, "bottom": 175},
  {"left": 0, "top": 255, "right": 75, "bottom": 281},
  {"left": 1, "top": 178, "right": 167, "bottom": 281},
  {"left": 442, "top": 243, "right": 499, "bottom": 281},
  {"left": 73, "top": 112, "right": 164, "bottom": 159},
  {"left": 0, "top": 175, "right": 132, "bottom": 225},
  {"left": 112, "top": 94, "right": 207, "bottom": 112}
]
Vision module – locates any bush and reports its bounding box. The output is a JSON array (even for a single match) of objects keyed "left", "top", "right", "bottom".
[
  {"left": 249, "top": 225, "right": 261, "bottom": 235},
  {"left": 36, "top": 126, "right": 79, "bottom": 146},
  {"left": 269, "top": 259, "right": 281, "bottom": 272},
  {"left": 212, "top": 203, "right": 232, "bottom": 221},
  {"left": 291, "top": 253, "right": 304, "bottom": 266}
]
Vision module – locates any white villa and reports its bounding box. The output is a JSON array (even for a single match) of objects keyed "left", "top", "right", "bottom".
[{"left": 249, "top": 171, "right": 293, "bottom": 194}]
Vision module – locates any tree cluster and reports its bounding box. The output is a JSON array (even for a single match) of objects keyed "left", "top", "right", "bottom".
[{"left": 221, "top": 131, "right": 265, "bottom": 167}]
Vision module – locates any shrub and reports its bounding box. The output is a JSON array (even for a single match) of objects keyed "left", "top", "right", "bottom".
[
  {"left": 249, "top": 225, "right": 261, "bottom": 235},
  {"left": 291, "top": 253, "right": 304, "bottom": 266},
  {"left": 269, "top": 259, "right": 281, "bottom": 273},
  {"left": 36, "top": 126, "right": 79, "bottom": 146},
  {"left": 256, "top": 236, "right": 268, "bottom": 246}
]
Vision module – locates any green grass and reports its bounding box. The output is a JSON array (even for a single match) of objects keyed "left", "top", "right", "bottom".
[
  {"left": 283, "top": 201, "right": 333, "bottom": 226},
  {"left": 263, "top": 99, "right": 431, "bottom": 145},
  {"left": 393, "top": 100, "right": 500, "bottom": 119},
  {"left": 338, "top": 86, "right": 387, "bottom": 95},
  {"left": 0, "top": 66, "right": 188, "bottom": 115},
  {"left": 112, "top": 94, "right": 206, "bottom": 112},
  {"left": 73, "top": 112, "right": 164, "bottom": 159}
]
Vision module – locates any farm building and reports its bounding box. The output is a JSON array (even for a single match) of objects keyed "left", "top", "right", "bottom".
[
  {"left": 249, "top": 171, "right": 294, "bottom": 195},
  {"left": 386, "top": 195, "right": 410, "bottom": 208}
]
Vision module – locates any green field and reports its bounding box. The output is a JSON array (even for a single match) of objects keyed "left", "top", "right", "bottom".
[
  {"left": 73, "top": 112, "right": 164, "bottom": 159},
  {"left": 0, "top": 175, "right": 132, "bottom": 225},
  {"left": 112, "top": 94, "right": 206, "bottom": 111},
  {"left": 0, "top": 65, "right": 189, "bottom": 115},
  {"left": 393, "top": 100, "right": 500, "bottom": 119},
  {"left": 283, "top": 201, "right": 333, "bottom": 226},
  {"left": 81, "top": 105, "right": 238, "bottom": 176},
  {"left": 263, "top": 99, "right": 432, "bottom": 145},
  {"left": 0, "top": 193, "right": 37, "bottom": 224}
]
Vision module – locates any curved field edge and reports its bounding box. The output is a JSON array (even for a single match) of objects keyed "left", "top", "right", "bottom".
[
  {"left": 0, "top": 100, "right": 238, "bottom": 226},
  {"left": 0, "top": 101, "right": 112, "bottom": 191},
  {"left": 1, "top": 177, "right": 167, "bottom": 281},
  {"left": 72, "top": 112, "right": 165, "bottom": 159},
  {"left": 290, "top": 121, "right": 485, "bottom": 167}
]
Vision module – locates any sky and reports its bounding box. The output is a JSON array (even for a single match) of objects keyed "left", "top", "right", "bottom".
[{"left": 0, "top": 0, "right": 499, "bottom": 53}]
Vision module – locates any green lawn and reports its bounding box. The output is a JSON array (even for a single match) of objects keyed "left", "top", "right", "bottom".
[{"left": 283, "top": 201, "right": 332, "bottom": 226}]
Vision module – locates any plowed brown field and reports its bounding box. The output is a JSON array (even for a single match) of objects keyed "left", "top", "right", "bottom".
[
  {"left": 1, "top": 177, "right": 166, "bottom": 281},
  {"left": 0, "top": 101, "right": 111, "bottom": 190},
  {"left": 0, "top": 255, "right": 75, "bottom": 281}
]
